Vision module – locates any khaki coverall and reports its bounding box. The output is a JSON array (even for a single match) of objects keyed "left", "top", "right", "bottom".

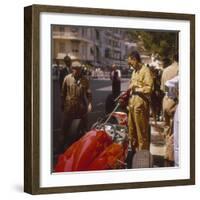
[
  {"left": 160, "top": 61, "right": 178, "bottom": 136},
  {"left": 61, "top": 73, "right": 92, "bottom": 147},
  {"left": 128, "top": 65, "right": 153, "bottom": 151}
]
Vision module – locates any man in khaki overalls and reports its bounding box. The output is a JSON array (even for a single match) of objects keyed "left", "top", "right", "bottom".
[
  {"left": 61, "top": 61, "right": 92, "bottom": 149},
  {"left": 127, "top": 51, "right": 153, "bottom": 152},
  {"left": 160, "top": 54, "right": 179, "bottom": 136}
]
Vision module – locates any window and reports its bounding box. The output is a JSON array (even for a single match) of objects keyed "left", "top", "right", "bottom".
[
  {"left": 71, "top": 40, "right": 79, "bottom": 53},
  {"left": 59, "top": 42, "right": 65, "bottom": 53},
  {"left": 90, "top": 47, "right": 94, "bottom": 55},
  {"left": 82, "top": 28, "right": 85, "bottom": 37},
  {"left": 105, "top": 48, "right": 110, "bottom": 58},
  {"left": 59, "top": 26, "right": 65, "bottom": 32},
  {"left": 96, "top": 30, "right": 100, "bottom": 40},
  {"left": 71, "top": 27, "right": 78, "bottom": 33}
]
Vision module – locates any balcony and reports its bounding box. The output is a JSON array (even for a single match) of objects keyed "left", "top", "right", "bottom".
[{"left": 52, "top": 31, "right": 92, "bottom": 43}]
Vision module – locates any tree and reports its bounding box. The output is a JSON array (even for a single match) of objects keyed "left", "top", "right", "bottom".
[{"left": 128, "top": 30, "right": 178, "bottom": 60}]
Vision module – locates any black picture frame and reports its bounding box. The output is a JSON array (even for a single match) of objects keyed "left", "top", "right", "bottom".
[{"left": 24, "top": 4, "right": 195, "bottom": 194}]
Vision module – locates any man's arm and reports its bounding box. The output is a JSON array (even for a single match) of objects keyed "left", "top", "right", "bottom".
[
  {"left": 117, "top": 70, "right": 121, "bottom": 79},
  {"left": 134, "top": 68, "right": 153, "bottom": 94},
  {"left": 131, "top": 68, "right": 153, "bottom": 94},
  {"left": 110, "top": 71, "right": 113, "bottom": 80},
  {"left": 60, "top": 77, "right": 67, "bottom": 111},
  {"left": 84, "top": 78, "right": 92, "bottom": 112},
  {"left": 160, "top": 70, "right": 166, "bottom": 92}
]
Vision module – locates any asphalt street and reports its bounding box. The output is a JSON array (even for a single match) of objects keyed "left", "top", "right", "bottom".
[{"left": 53, "top": 78, "right": 130, "bottom": 130}]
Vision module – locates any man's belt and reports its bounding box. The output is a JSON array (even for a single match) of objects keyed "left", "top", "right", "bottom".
[{"left": 131, "top": 92, "right": 150, "bottom": 103}]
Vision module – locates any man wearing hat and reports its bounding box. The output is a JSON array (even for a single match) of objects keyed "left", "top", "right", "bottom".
[
  {"left": 59, "top": 55, "right": 72, "bottom": 89},
  {"left": 60, "top": 60, "right": 92, "bottom": 148}
]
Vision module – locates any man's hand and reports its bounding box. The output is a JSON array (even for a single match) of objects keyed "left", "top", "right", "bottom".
[
  {"left": 128, "top": 83, "right": 137, "bottom": 92},
  {"left": 118, "top": 89, "right": 131, "bottom": 107},
  {"left": 88, "top": 103, "right": 92, "bottom": 113}
]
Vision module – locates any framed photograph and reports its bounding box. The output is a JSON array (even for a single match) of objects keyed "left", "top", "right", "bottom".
[{"left": 24, "top": 4, "right": 195, "bottom": 194}]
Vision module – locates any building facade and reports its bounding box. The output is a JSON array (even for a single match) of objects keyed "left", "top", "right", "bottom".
[{"left": 52, "top": 25, "right": 135, "bottom": 69}]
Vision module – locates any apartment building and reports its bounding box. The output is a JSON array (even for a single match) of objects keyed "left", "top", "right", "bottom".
[{"left": 52, "top": 25, "right": 136, "bottom": 69}]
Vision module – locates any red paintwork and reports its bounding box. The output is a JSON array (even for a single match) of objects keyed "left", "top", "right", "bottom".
[
  {"left": 112, "top": 112, "right": 128, "bottom": 126},
  {"left": 54, "top": 111, "right": 129, "bottom": 172},
  {"left": 88, "top": 143, "right": 125, "bottom": 170},
  {"left": 54, "top": 130, "right": 113, "bottom": 172}
]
